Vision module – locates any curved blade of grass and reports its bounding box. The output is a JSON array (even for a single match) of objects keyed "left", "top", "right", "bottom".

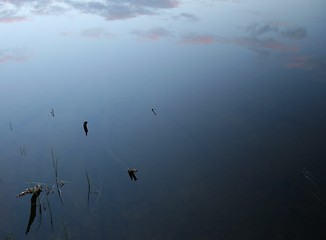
[{"left": 85, "top": 170, "right": 91, "bottom": 208}]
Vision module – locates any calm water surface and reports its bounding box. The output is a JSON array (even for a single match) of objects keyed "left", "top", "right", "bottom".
[{"left": 1, "top": 1, "right": 326, "bottom": 239}]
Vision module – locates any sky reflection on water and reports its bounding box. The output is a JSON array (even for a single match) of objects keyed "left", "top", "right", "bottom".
[{"left": 1, "top": 0, "right": 326, "bottom": 239}]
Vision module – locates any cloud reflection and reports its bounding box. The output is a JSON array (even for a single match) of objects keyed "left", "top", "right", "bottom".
[
  {"left": 234, "top": 36, "right": 298, "bottom": 53},
  {"left": 0, "top": 16, "right": 28, "bottom": 23},
  {"left": 173, "top": 13, "right": 199, "bottom": 22},
  {"left": 0, "top": 48, "right": 30, "bottom": 64},
  {"left": 281, "top": 28, "right": 307, "bottom": 40},
  {"left": 0, "top": 0, "right": 180, "bottom": 20},
  {"left": 67, "top": 0, "right": 179, "bottom": 20},
  {"left": 286, "top": 55, "right": 326, "bottom": 73},
  {"left": 0, "top": 8, "right": 28, "bottom": 23},
  {"left": 132, "top": 27, "right": 173, "bottom": 40},
  {"left": 178, "top": 33, "right": 216, "bottom": 45},
  {"left": 246, "top": 22, "right": 307, "bottom": 40},
  {"left": 229, "top": 22, "right": 307, "bottom": 60},
  {"left": 1, "top": 0, "right": 321, "bottom": 78}
]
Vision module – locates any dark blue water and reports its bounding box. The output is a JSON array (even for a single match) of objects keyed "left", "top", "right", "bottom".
[{"left": 1, "top": 71, "right": 326, "bottom": 239}]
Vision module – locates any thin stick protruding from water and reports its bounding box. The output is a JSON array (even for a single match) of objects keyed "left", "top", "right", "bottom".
[
  {"left": 51, "top": 148, "right": 64, "bottom": 205},
  {"left": 85, "top": 170, "right": 91, "bottom": 208}
]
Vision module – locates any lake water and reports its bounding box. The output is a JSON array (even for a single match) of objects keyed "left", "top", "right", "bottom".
[{"left": 1, "top": 1, "right": 326, "bottom": 239}]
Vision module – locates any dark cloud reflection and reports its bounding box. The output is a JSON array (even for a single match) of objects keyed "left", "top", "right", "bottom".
[
  {"left": 281, "top": 27, "right": 307, "bottom": 40},
  {"left": 0, "top": 0, "right": 179, "bottom": 20}
]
